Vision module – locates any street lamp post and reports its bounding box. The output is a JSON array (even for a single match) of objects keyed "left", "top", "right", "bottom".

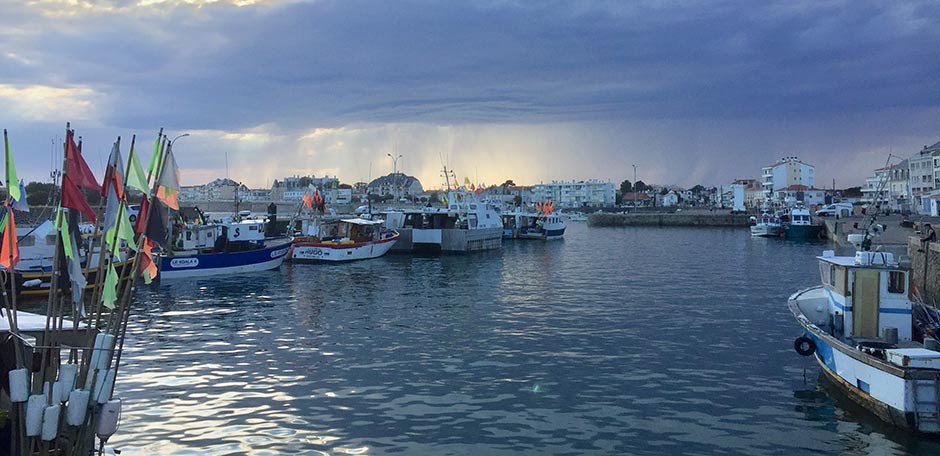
[
  {"left": 387, "top": 153, "right": 402, "bottom": 200},
  {"left": 632, "top": 164, "right": 637, "bottom": 211}
]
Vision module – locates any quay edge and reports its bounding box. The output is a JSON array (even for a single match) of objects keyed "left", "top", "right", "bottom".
[{"left": 587, "top": 212, "right": 751, "bottom": 227}]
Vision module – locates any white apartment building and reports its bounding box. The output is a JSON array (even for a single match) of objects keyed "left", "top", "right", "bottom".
[
  {"left": 532, "top": 180, "right": 615, "bottom": 207},
  {"left": 761, "top": 157, "right": 815, "bottom": 202},
  {"left": 863, "top": 160, "right": 911, "bottom": 213},
  {"left": 910, "top": 142, "right": 940, "bottom": 214}
]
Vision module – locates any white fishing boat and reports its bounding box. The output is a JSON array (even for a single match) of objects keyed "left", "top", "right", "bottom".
[
  {"left": 158, "top": 215, "right": 291, "bottom": 279},
  {"left": 290, "top": 218, "right": 399, "bottom": 262},
  {"left": 789, "top": 228, "right": 940, "bottom": 433},
  {"left": 565, "top": 212, "right": 588, "bottom": 222},
  {"left": 383, "top": 189, "right": 503, "bottom": 253},
  {"left": 750, "top": 213, "right": 783, "bottom": 237},
  {"left": 501, "top": 207, "right": 566, "bottom": 240}
]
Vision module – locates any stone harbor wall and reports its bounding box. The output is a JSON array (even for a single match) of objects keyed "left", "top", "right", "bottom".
[
  {"left": 588, "top": 212, "right": 751, "bottom": 227},
  {"left": 909, "top": 237, "right": 940, "bottom": 307}
]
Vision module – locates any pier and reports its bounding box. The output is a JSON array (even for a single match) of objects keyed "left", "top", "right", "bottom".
[{"left": 588, "top": 209, "right": 751, "bottom": 227}]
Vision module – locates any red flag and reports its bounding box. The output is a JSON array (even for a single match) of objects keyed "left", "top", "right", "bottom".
[
  {"left": 0, "top": 208, "right": 19, "bottom": 270},
  {"left": 134, "top": 197, "right": 150, "bottom": 234},
  {"left": 61, "top": 173, "right": 97, "bottom": 223},
  {"left": 65, "top": 130, "right": 101, "bottom": 193},
  {"left": 100, "top": 141, "right": 125, "bottom": 200},
  {"left": 302, "top": 193, "right": 313, "bottom": 209}
]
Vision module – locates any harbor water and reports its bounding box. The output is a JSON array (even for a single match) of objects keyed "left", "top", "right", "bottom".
[{"left": 109, "top": 223, "right": 940, "bottom": 455}]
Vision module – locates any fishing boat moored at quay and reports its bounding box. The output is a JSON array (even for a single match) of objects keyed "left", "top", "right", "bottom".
[{"left": 789, "top": 230, "right": 940, "bottom": 433}]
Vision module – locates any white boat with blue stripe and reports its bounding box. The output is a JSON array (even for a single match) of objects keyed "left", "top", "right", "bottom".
[
  {"left": 789, "top": 231, "right": 940, "bottom": 433},
  {"left": 159, "top": 218, "right": 291, "bottom": 279}
]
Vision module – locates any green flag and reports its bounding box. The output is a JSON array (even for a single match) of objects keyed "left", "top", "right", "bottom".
[
  {"left": 4, "top": 132, "right": 19, "bottom": 202},
  {"left": 127, "top": 144, "right": 149, "bottom": 194},
  {"left": 102, "top": 262, "right": 118, "bottom": 310},
  {"left": 106, "top": 203, "right": 137, "bottom": 252},
  {"left": 56, "top": 208, "right": 74, "bottom": 259},
  {"left": 147, "top": 134, "right": 163, "bottom": 177}
]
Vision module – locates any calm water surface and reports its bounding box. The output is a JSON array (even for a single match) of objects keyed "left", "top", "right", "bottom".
[{"left": 109, "top": 223, "right": 940, "bottom": 455}]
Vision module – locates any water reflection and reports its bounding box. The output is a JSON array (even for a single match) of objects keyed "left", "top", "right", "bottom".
[{"left": 104, "top": 224, "right": 940, "bottom": 454}]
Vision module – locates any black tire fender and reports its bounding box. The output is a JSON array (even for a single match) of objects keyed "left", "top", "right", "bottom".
[{"left": 794, "top": 336, "right": 816, "bottom": 357}]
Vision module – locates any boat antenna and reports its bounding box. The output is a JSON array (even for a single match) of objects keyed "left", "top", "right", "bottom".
[{"left": 860, "top": 154, "right": 897, "bottom": 251}]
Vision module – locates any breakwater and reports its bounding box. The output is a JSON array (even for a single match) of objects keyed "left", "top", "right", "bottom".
[{"left": 588, "top": 211, "right": 751, "bottom": 227}]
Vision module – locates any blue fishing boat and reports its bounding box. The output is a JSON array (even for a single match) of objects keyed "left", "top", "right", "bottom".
[
  {"left": 784, "top": 205, "right": 825, "bottom": 240},
  {"left": 158, "top": 217, "right": 291, "bottom": 279}
]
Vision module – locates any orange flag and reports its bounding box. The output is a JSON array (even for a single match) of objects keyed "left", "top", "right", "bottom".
[
  {"left": 138, "top": 238, "right": 158, "bottom": 284},
  {"left": 0, "top": 208, "right": 19, "bottom": 270}
]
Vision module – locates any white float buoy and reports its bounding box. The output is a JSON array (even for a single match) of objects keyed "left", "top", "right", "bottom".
[
  {"left": 41, "top": 404, "right": 61, "bottom": 441},
  {"left": 66, "top": 389, "right": 91, "bottom": 426},
  {"left": 51, "top": 381, "right": 63, "bottom": 405},
  {"left": 59, "top": 364, "right": 78, "bottom": 392},
  {"left": 26, "top": 394, "right": 45, "bottom": 436},
  {"left": 94, "top": 368, "right": 115, "bottom": 404},
  {"left": 8, "top": 368, "right": 29, "bottom": 402},
  {"left": 96, "top": 399, "right": 122, "bottom": 441},
  {"left": 22, "top": 278, "right": 42, "bottom": 287}
]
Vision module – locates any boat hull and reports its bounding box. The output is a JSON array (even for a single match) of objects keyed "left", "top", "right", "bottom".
[
  {"left": 290, "top": 233, "right": 399, "bottom": 262},
  {"left": 784, "top": 224, "right": 825, "bottom": 239},
  {"left": 158, "top": 238, "right": 292, "bottom": 279},
  {"left": 391, "top": 227, "right": 503, "bottom": 253},
  {"left": 789, "top": 291, "right": 940, "bottom": 433},
  {"left": 750, "top": 225, "right": 783, "bottom": 237}
]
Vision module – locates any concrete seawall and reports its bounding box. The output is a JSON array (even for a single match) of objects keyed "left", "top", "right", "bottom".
[{"left": 588, "top": 212, "right": 751, "bottom": 227}]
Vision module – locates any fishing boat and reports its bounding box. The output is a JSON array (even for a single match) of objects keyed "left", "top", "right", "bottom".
[
  {"left": 501, "top": 204, "right": 566, "bottom": 240},
  {"left": 789, "top": 228, "right": 940, "bottom": 433},
  {"left": 10, "top": 220, "right": 136, "bottom": 299},
  {"left": 750, "top": 213, "right": 783, "bottom": 237},
  {"left": 382, "top": 189, "right": 503, "bottom": 253},
  {"left": 157, "top": 215, "right": 292, "bottom": 279},
  {"left": 784, "top": 204, "right": 825, "bottom": 240},
  {"left": 290, "top": 217, "right": 399, "bottom": 262}
]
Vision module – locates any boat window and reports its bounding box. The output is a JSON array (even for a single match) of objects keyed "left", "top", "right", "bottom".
[
  {"left": 819, "top": 262, "right": 832, "bottom": 286},
  {"left": 186, "top": 231, "right": 192, "bottom": 241},
  {"left": 888, "top": 271, "right": 905, "bottom": 294}
]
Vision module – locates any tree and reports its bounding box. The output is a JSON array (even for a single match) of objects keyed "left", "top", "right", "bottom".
[
  {"left": 501, "top": 179, "right": 515, "bottom": 188},
  {"left": 660, "top": 187, "right": 669, "bottom": 195},
  {"left": 25, "top": 181, "right": 56, "bottom": 206},
  {"left": 620, "top": 180, "right": 633, "bottom": 195},
  {"left": 513, "top": 195, "right": 523, "bottom": 206},
  {"left": 690, "top": 184, "right": 706, "bottom": 194},
  {"left": 634, "top": 180, "right": 648, "bottom": 192}
]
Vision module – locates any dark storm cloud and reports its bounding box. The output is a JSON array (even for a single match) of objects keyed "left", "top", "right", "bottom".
[
  {"left": 1, "top": 1, "right": 937, "bottom": 187},
  {"left": 7, "top": 0, "right": 935, "bottom": 130}
]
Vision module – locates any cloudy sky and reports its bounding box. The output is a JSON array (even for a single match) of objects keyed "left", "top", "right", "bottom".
[{"left": 1, "top": 0, "right": 937, "bottom": 191}]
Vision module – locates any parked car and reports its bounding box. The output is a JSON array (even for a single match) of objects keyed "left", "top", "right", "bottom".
[
  {"left": 128, "top": 204, "right": 141, "bottom": 222},
  {"left": 815, "top": 203, "right": 853, "bottom": 217}
]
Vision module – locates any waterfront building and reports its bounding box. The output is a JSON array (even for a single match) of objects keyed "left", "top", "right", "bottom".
[
  {"left": 760, "top": 157, "right": 815, "bottom": 202},
  {"left": 862, "top": 161, "right": 910, "bottom": 213},
  {"left": 368, "top": 173, "right": 423, "bottom": 198},
  {"left": 179, "top": 178, "right": 248, "bottom": 202},
  {"left": 773, "top": 185, "right": 827, "bottom": 207},
  {"left": 532, "top": 180, "right": 615, "bottom": 208},
  {"left": 909, "top": 141, "right": 940, "bottom": 214}
]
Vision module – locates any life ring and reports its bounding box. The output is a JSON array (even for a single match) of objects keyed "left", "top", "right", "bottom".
[{"left": 794, "top": 336, "right": 816, "bottom": 356}]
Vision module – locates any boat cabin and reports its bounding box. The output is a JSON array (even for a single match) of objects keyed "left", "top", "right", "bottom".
[
  {"left": 175, "top": 219, "right": 268, "bottom": 252},
  {"left": 818, "top": 250, "right": 912, "bottom": 342}
]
